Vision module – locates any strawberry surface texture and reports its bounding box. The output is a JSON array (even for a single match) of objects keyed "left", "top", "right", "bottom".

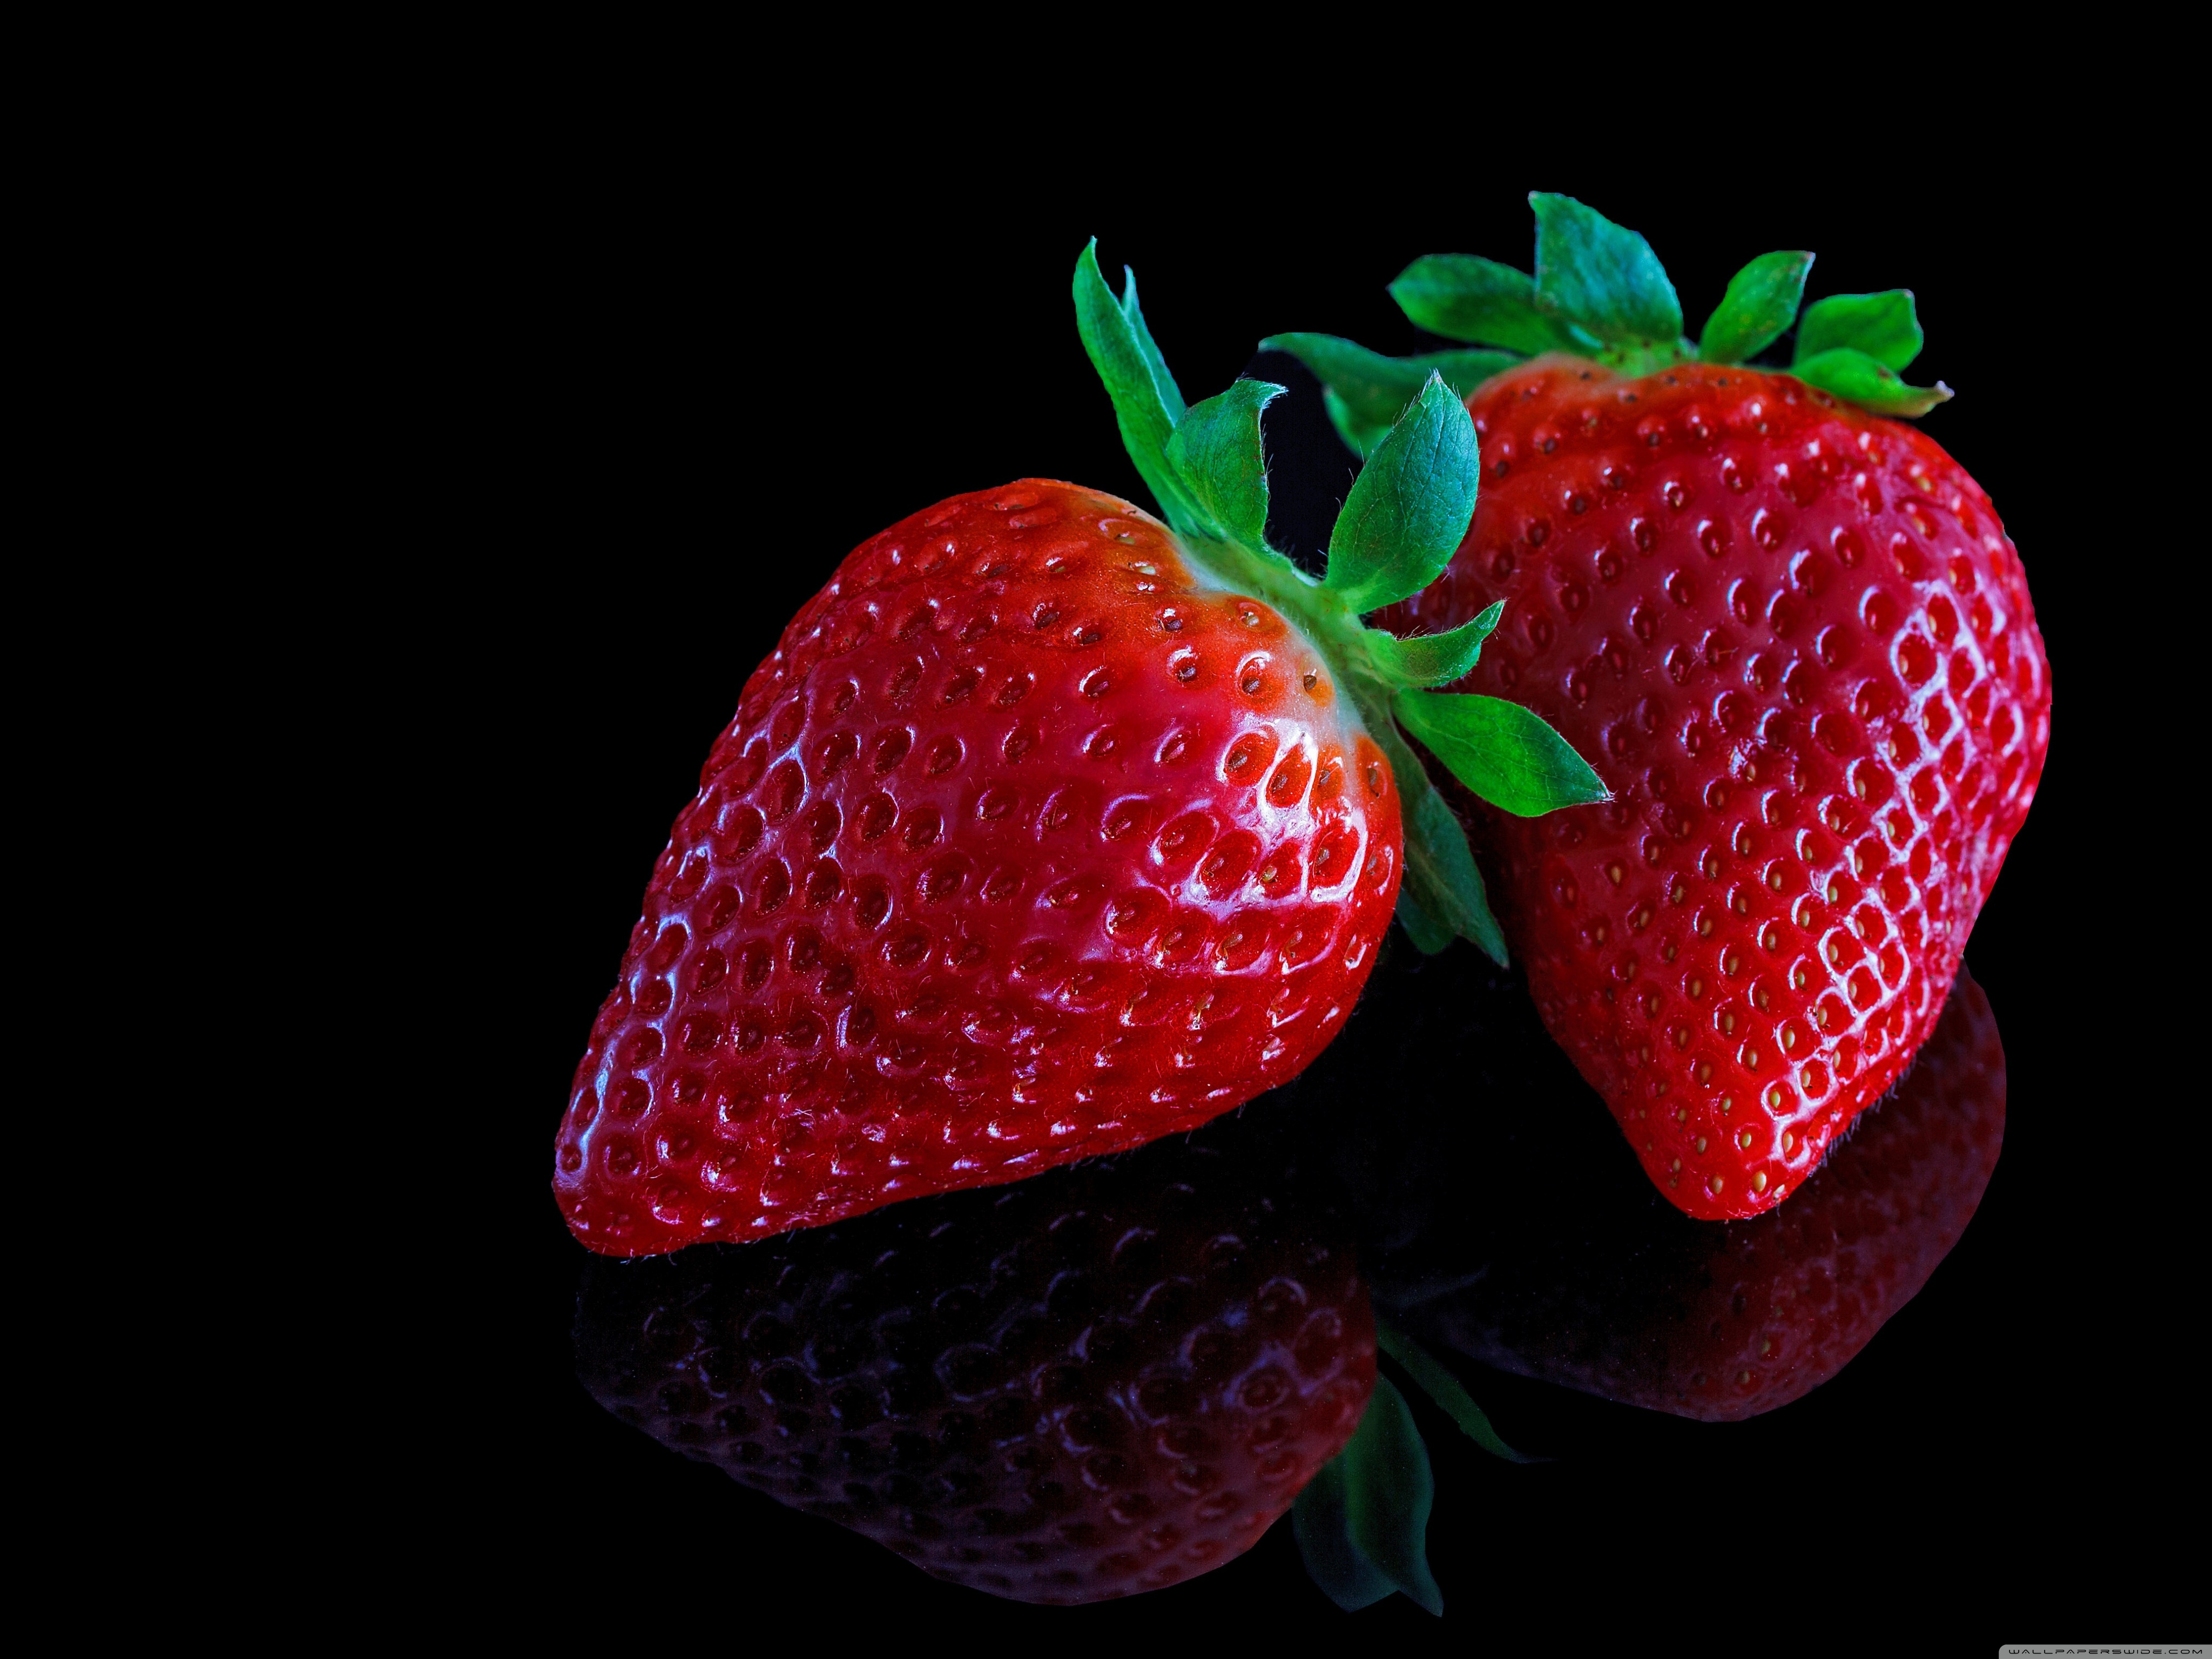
[
  {"left": 1270, "top": 193, "right": 2054, "bottom": 1221},
  {"left": 574, "top": 1122, "right": 1375, "bottom": 1602},
  {"left": 555, "top": 482, "right": 1404, "bottom": 1256},
  {"left": 1408, "top": 967, "right": 2005, "bottom": 1418},
  {"left": 1381, "top": 359, "right": 2048, "bottom": 1217}
]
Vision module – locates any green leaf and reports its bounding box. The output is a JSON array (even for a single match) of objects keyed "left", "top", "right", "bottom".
[
  {"left": 1341, "top": 1375, "right": 1443, "bottom": 1616},
  {"left": 1697, "top": 249, "right": 1813, "bottom": 365},
  {"left": 1394, "top": 746, "right": 1507, "bottom": 965},
  {"left": 1364, "top": 602, "right": 1502, "bottom": 689},
  {"left": 1530, "top": 192, "right": 1683, "bottom": 346},
  {"left": 1393, "top": 885, "right": 1455, "bottom": 955},
  {"left": 1292, "top": 1458, "right": 1397, "bottom": 1612},
  {"left": 1322, "top": 386, "right": 1393, "bottom": 461},
  {"left": 1165, "top": 380, "right": 1280, "bottom": 551},
  {"left": 1345, "top": 672, "right": 1503, "bottom": 962},
  {"left": 1395, "top": 689, "right": 1609, "bottom": 818},
  {"left": 1073, "top": 241, "right": 1208, "bottom": 539},
  {"left": 1262, "top": 333, "right": 1518, "bottom": 458},
  {"left": 1115, "top": 266, "right": 1186, "bottom": 421},
  {"left": 1376, "top": 1318, "right": 1537, "bottom": 1464},
  {"left": 1388, "top": 253, "right": 1582, "bottom": 355},
  {"left": 1792, "top": 346, "right": 1953, "bottom": 417},
  {"left": 1795, "top": 289, "right": 1923, "bottom": 372},
  {"left": 1325, "top": 374, "right": 1480, "bottom": 614}
]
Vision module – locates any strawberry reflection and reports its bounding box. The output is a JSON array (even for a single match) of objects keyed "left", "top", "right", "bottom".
[
  {"left": 574, "top": 1112, "right": 1373, "bottom": 1603},
  {"left": 1309, "top": 947, "right": 2003, "bottom": 1422}
]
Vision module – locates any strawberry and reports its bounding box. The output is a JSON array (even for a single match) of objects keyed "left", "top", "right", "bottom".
[
  {"left": 1407, "top": 967, "right": 2006, "bottom": 1420},
  {"left": 554, "top": 245, "right": 1601, "bottom": 1256},
  {"left": 1269, "top": 195, "right": 2049, "bottom": 1219},
  {"left": 572, "top": 1108, "right": 1374, "bottom": 1604}
]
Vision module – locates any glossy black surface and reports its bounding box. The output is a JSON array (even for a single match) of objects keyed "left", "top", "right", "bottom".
[{"left": 572, "top": 1104, "right": 1373, "bottom": 1603}]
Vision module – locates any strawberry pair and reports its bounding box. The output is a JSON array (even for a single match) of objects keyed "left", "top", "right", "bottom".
[
  {"left": 554, "top": 196, "right": 2048, "bottom": 1245},
  {"left": 576, "top": 959, "right": 2005, "bottom": 1607}
]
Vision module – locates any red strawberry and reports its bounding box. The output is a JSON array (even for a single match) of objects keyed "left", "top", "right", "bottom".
[
  {"left": 1409, "top": 967, "right": 2005, "bottom": 1420},
  {"left": 555, "top": 245, "right": 1601, "bottom": 1256},
  {"left": 1271, "top": 195, "right": 2049, "bottom": 1219},
  {"left": 572, "top": 1110, "right": 1374, "bottom": 1603},
  {"left": 553, "top": 477, "right": 1398, "bottom": 1255}
]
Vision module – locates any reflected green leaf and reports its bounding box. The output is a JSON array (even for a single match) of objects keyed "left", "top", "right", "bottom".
[
  {"left": 1292, "top": 1458, "right": 1397, "bottom": 1611},
  {"left": 1376, "top": 1318, "right": 1537, "bottom": 1464},
  {"left": 1341, "top": 1375, "right": 1443, "bottom": 1616}
]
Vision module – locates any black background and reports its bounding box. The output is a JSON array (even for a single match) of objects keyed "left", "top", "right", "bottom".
[{"left": 419, "top": 118, "right": 2191, "bottom": 1647}]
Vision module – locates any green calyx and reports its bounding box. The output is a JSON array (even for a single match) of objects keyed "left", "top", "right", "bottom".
[
  {"left": 1075, "top": 242, "right": 1607, "bottom": 963},
  {"left": 1266, "top": 192, "right": 1953, "bottom": 458}
]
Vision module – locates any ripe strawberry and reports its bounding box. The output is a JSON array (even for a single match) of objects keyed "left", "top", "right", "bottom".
[
  {"left": 554, "top": 246, "right": 1601, "bottom": 1256},
  {"left": 1270, "top": 195, "right": 2049, "bottom": 1219},
  {"left": 1408, "top": 967, "right": 2005, "bottom": 1420},
  {"left": 572, "top": 1110, "right": 1374, "bottom": 1604}
]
